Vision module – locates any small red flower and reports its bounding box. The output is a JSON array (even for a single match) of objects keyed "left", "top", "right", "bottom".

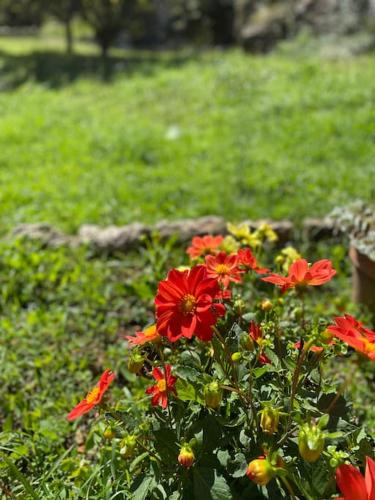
[
  {"left": 67, "top": 369, "right": 115, "bottom": 421},
  {"left": 145, "top": 364, "right": 177, "bottom": 409},
  {"left": 249, "top": 322, "right": 270, "bottom": 364},
  {"left": 294, "top": 340, "right": 329, "bottom": 353},
  {"left": 155, "top": 265, "right": 225, "bottom": 342},
  {"left": 327, "top": 314, "right": 375, "bottom": 361},
  {"left": 205, "top": 252, "right": 243, "bottom": 288},
  {"left": 187, "top": 235, "right": 224, "bottom": 259},
  {"left": 262, "top": 258, "right": 336, "bottom": 292},
  {"left": 125, "top": 324, "right": 160, "bottom": 347},
  {"left": 336, "top": 456, "right": 375, "bottom": 500},
  {"left": 237, "top": 248, "right": 269, "bottom": 274}
]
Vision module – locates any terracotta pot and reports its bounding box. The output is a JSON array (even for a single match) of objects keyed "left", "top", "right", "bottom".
[{"left": 349, "top": 246, "right": 375, "bottom": 316}]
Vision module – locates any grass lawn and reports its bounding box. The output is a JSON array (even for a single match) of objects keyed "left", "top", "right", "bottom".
[{"left": 0, "top": 33, "right": 374, "bottom": 234}]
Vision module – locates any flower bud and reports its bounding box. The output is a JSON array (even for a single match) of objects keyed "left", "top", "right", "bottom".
[
  {"left": 120, "top": 435, "right": 137, "bottom": 459},
  {"left": 246, "top": 457, "right": 274, "bottom": 486},
  {"left": 231, "top": 352, "right": 242, "bottom": 362},
  {"left": 261, "top": 299, "right": 273, "bottom": 312},
  {"left": 240, "top": 332, "right": 254, "bottom": 351},
  {"left": 127, "top": 353, "right": 144, "bottom": 374},
  {"left": 259, "top": 407, "right": 280, "bottom": 435},
  {"left": 103, "top": 426, "right": 116, "bottom": 440},
  {"left": 298, "top": 423, "right": 325, "bottom": 462},
  {"left": 178, "top": 444, "right": 195, "bottom": 468},
  {"left": 233, "top": 298, "right": 245, "bottom": 316},
  {"left": 204, "top": 381, "right": 222, "bottom": 410}
]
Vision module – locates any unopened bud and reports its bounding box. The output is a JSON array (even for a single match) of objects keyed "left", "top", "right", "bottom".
[
  {"left": 259, "top": 407, "right": 280, "bottom": 435},
  {"left": 204, "top": 381, "right": 222, "bottom": 410},
  {"left": 120, "top": 435, "right": 137, "bottom": 459},
  {"left": 103, "top": 427, "right": 116, "bottom": 440},
  {"left": 178, "top": 444, "right": 195, "bottom": 468},
  {"left": 127, "top": 353, "right": 144, "bottom": 374},
  {"left": 261, "top": 299, "right": 273, "bottom": 311},
  {"left": 231, "top": 352, "right": 242, "bottom": 362},
  {"left": 298, "top": 423, "right": 325, "bottom": 462},
  {"left": 240, "top": 332, "right": 254, "bottom": 351},
  {"left": 246, "top": 457, "right": 274, "bottom": 486}
]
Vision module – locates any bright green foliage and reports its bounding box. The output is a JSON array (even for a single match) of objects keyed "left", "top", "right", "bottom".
[
  {"left": 0, "top": 235, "right": 374, "bottom": 497},
  {"left": 0, "top": 42, "right": 374, "bottom": 234}
]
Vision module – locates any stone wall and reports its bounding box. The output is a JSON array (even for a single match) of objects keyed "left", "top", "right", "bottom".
[{"left": 10, "top": 215, "right": 337, "bottom": 254}]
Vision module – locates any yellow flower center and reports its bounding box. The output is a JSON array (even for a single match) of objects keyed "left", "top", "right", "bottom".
[
  {"left": 215, "top": 264, "right": 230, "bottom": 275},
  {"left": 363, "top": 340, "right": 375, "bottom": 353},
  {"left": 144, "top": 325, "right": 156, "bottom": 337},
  {"left": 180, "top": 294, "right": 197, "bottom": 314},
  {"left": 157, "top": 379, "right": 167, "bottom": 392},
  {"left": 86, "top": 386, "right": 100, "bottom": 404}
]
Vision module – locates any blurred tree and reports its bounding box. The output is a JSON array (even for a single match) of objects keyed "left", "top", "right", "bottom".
[
  {"left": 0, "top": 0, "right": 44, "bottom": 27},
  {"left": 47, "top": 0, "right": 81, "bottom": 54},
  {"left": 81, "top": 0, "right": 128, "bottom": 58}
]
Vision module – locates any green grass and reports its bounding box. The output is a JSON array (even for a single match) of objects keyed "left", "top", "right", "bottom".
[{"left": 0, "top": 34, "right": 374, "bottom": 233}]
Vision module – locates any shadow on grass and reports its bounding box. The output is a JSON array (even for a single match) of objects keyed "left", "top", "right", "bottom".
[{"left": 0, "top": 49, "right": 196, "bottom": 89}]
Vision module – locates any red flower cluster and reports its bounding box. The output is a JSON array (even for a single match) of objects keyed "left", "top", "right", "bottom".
[
  {"left": 205, "top": 252, "right": 243, "bottom": 288},
  {"left": 237, "top": 248, "right": 269, "bottom": 274},
  {"left": 155, "top": 265, "right": 225, "bottom": 342},
  {"left": 336, "top": 456, "right": 375, "bottom": 500},
  {"left": 186, "top": 235, "right": 224, "bottom": 259},
  {"left": 145, "top": 364, "right": 177, "bottom": 408},
  {"left": 262, "top": 258, "right": 336, "bottom": 292},
  {"left": 328, "top": 314, "right": 375, "bottom": 361},
  {"left": 67, "top": 369, "right": 115, "bottom": 421}
]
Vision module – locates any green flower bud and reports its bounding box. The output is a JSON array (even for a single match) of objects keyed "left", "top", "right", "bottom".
[
  {"left": 231, "top": 352, "right": 242, "bottom": 362},
  {"left": 127, "top": 353, "right": 144, "bottom": 374},
  {"left": 298, "top": 423, "right": 325, "bottom": 462},
  {"left": 204, "top": 381, "right": 222, "bottom": 410},
  {"left": 103, "top": 426, "right": 116, "bottom": 440},
  {"left": 259, "top": 407, "right": 280, "bottom": 435},
  {"left": 240, "top": 332, "right": 254, "bottom": 351},
  {"left": 120, "top": 435, "right": 137, "bottom": 459}
]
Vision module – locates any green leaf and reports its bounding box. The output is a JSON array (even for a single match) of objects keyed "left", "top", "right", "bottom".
[
  {"left": 193, "top": 468, "right": 232, "bottom": 500},
  {"left": 176, "top": 379, "right": 202, "bottom": 403}
]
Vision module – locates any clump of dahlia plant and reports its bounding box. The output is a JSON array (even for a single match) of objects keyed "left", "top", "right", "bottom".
[{"left": 67, "top": 224, "right": 375, "bottom": 499}]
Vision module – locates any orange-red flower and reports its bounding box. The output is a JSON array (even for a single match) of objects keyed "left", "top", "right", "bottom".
[
  {"left": 327, "top": 314, "right": 375, "bottom": 361},
  {"left": 237, "top": 248, "right": 269, "bottom": 274},
  {"left": 205, "top": 252, "right": 243, "bottom": 288},
  {"left": 336, "top": 456, "right": 375, "bottom": 500},
  {"left": 125, "top": 324, "right": 160, "bottom": 347},
  {"left": 262, "top": 258, "right": 336, "bottom": 292},
  {"left": 145, "top": 364, "right": 177, "bottom": 408},
  {"left": 67, "top": 369, "right": 115, "bottom": 421},
  {"left": 294, "top": 339, "right": 334, "bottom": 353},
  {"left": 249, "top": 322, "right": 270, "bottom": 364},
  {"left": 187, "top": 235, "right": 224, "bottom": 259},
  {"left": 155, "top": 265, "right": 225, "bottom": 342}
]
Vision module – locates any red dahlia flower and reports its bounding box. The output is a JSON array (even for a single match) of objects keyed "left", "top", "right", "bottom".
[
  {"left": 262, "top": 258, "right": 336, "bottom": 292},
  {"left": 187, "top": 235, "right": 224, "bottom": 259},
  {"left": 327, "top": 314, "right": 375, "bottom": 361},
  {"left": 237, "top": 248, "right": 270, "bottom": 274},
  {"left": 145, "top": 364, "right": 177, "bottom": 409},
  {"left": 336, "top": 456, "right": 375, "bottom": 500},
  {"left": 67, "top": 369, "right": 115, "bottom": 421},
  {"left": 125, "top": 324, "right": 160, "bottom": 347},
  {"left": 155, "top": 265, "right": 225, "bottom": 342},
  {"left": 205, "top": 252, "right": 243, "bottom": 288}
]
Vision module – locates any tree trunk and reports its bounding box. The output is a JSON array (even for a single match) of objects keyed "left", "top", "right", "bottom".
[{"left": 65, "top": 18, "right": 73, "bottom": 55}]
